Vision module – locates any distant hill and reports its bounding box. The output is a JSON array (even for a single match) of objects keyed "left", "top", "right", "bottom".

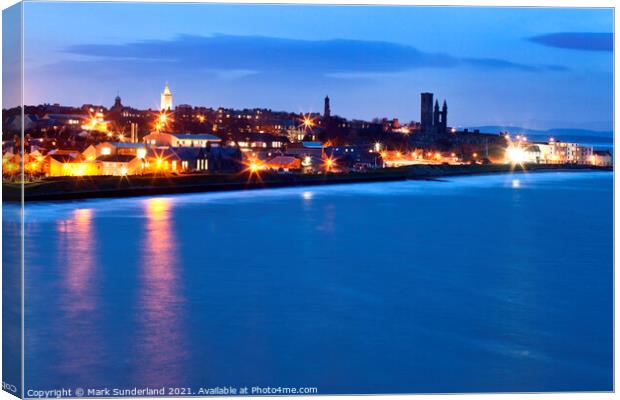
[{"left": 467, "top": 126, "right": 613, "bottom": 147}]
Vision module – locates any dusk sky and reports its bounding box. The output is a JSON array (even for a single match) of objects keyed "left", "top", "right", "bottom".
[{"left": 16, "top": 3, "right": 614, "bottom": 131}]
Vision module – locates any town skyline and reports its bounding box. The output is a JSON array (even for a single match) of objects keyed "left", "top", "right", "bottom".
[{"left": 6, "top": 3, "right": 613, "bottom": 131}]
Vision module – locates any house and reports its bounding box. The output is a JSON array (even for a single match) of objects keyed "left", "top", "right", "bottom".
[
  {"left": 285, "top": 141, "right": 325, "bottom": 158},
  {"left": 96, "top": 142, "right": 147, "bottom": 158},
  {"left": 576, "top": 145, "right": 594, "bottom": 165},
  {"left": 592, "top": 150, "right": 612, "bottom": 167},
  {"left": 96, "top": 154, "right": 142, "bottom": 176},
  {"left": 143, "top": 146, "right": 241, "bottom": 173},
  {"left": 42, "top": 113, "right": 88, "bottom": 127},
  {"left": 266, "top": 156, "right": 301, "bottom": 171},
  {"left": 205, "top": 147, "right": 242, "bottom": 172},
  {"left": 46, "top": 154, "right": 101, "bottom": 177},
  {"left": 229, "top": 133, "right": 288, "bottom": 152},
  {"left": 5, "top": 114, "right": 39, "bottom": 131},
  {"left": 325, "top": 145, "right": 381, "bottom": 169},
  {"left": 523, "top": 145, "right": 543, "bottom": 164},
  {"left": 169, "top": 147, "right": 210, "bottom": 172},
  {"left": 549, "top": 141, "right": 578, "bottom": 163},
  {"left": 142, "top": 132, "right": 221, "bottom": 148},
  {"left": 82, "top": 145, "right": 98, "bottom": 161}
]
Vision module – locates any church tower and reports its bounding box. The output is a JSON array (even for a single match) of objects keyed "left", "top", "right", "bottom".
[
  {"left": 441, "top": 100, "right": 448, "bottom": 133},
  {"left": 324, "top": 95, "right": 331, "bottom": 120},
  {"left": 433, "top": 100, "right": 440, "bottom": 129},
  {"left": 160, "top": 83, "right": 173, "bottom": 111},
  {"left": 420, "top": 92, "right": 434, "bottom": 133}
]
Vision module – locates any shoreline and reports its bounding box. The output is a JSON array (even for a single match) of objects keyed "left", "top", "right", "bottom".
[{"left": 3, "top": 163, "right": 612, "bottom": 202}]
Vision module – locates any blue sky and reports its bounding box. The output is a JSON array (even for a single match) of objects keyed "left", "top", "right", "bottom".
[{"left": 17, "top": 3, "right": 614, "bottom": 130}]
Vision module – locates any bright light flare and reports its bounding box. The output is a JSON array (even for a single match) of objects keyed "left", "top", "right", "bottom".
[
  {"left": 299, "top": 113, "right": 316, "bottom": 131},
  {"left": 506, "top": 146, "right": 525, "bottom": 164},
  {"left": 323, "top": 157, "right": 336, "bottom": 171}
]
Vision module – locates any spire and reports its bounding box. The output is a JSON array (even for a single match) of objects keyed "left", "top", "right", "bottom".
[
  {"left": 434, "top": 99, "right": 439, "bottom": 110},
  {"left": 324, "top": 94, "right": 331, "bottom": 120},
  {"left": 442, "top": 100, "right": 447, "bottom": 110}
]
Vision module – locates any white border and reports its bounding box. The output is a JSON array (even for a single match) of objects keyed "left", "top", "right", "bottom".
[{"left": 0, "top": 1, "right": 616, "bottom": 400}]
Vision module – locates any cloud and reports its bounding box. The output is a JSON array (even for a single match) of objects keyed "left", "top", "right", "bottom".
[
  {"left": 529, "top": 32, "right": 613, "bottom": 52},
  {"left": 60, "top": 34, "right": 567, "bottom": 77}
]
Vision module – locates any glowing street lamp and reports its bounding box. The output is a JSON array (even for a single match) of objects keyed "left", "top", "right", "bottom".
[
  {"left": 324, "top": 157, "right": 335, "bottom": 171},
  {"left": 249, "top": 162, "right": 260, "bottom": 173}
]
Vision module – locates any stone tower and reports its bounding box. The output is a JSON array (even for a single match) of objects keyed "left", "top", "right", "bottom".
[
  {"left": 420, "top": 92, "right": 434, "bottom": 133},
  {"left": 441, "top": 100, "right": 448, "bottom": 134}
]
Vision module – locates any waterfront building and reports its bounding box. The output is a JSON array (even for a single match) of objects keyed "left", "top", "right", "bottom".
[
  {"left": 46, "top": 154, "right": 101, "bottom": 177},
  {"left": 160, "top": 83, "right": 173, "bottom": 111},
  {"left": 325, "top": 145, "right": 382, "bottom": 169},
  {"left": 97, "top": 154, "right": 143, "bottom": 176},
  {"left": 144, "top": 146, "right": 241, "bottom": 173},
  {"left": 266, "top": 156, "right": 302, "bottom": 171},
  {"left": 522, "top": 144, "right": 543, "bottom": 163},
  {"left": 592, "top": 150, "right": 612, "bottom": 166},
  {"left": 576, "top": 145, "right": 594, "bottom": 164},
  {"left": 82, "top": 145, "right": 97, "bottom": 161},
  {"left": 228, "top": 133, "right": 288, "bottom": 152},
  {"left": 143, "top": 132, "right": 221, "bottom": 148},
  {"left": 96, "top": 142, "right": 147, "bottom": 158},
  {"left": 285, "top": 141, "right": 325, "bottom": 158},
  {"left": 549, "top": 141, "right": 578, "bottom": 163}
]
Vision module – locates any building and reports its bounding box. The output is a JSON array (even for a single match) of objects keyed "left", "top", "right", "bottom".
[
  {"left": 549, "top": 141, "right": 578, "bottom": 163},
  {"left": 143, "top": 132, "right": 221, "bottom": 148},
  {"left": 420, "top": 92, "right": 448, "bottom": 135},
  {"left": 266, "top": 156, "right": 301, "bottom": 171},
  {"left": 592, "top": 150, "right": 612, "bottom": 167},
  {"left": 97, "top": 154, "right": 143, "bottom": 176},
  {"left": 325, "top": 145, "right": 382, "bottom": 169},
  {"left": 229, "top": 133, "right": 288, "bottom": 152},
  {"left": 144, "top": 146, "right": 241, "bottom": 173},
  {"left": 144, "top": 147, "right": 210, "bottom": 173},
  {"left": 46, "top": 154, "right": 102, "bottom": 177},
  {"left": 285, "top": 141, "right": 325, "bottom": 158},
  {"left": 576, "top": 145, "right": 594, "bottom": 164},
  {"left": 96, "top": 142, "right": 148, "bottom": 158},
  {"left": 160, "top": 83, "right": 173, "bottom": 111},
  {"left": 110, "top": 93, "right": 123, "bottom": 112},
  {"left": 420, "top": 92, "right": 434, "bottom": 133}
]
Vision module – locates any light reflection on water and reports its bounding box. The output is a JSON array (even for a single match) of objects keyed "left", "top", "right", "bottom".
[
  {"left": 135, "top": 197, "right": 187, "bottom": 386},
  {"left": 54, "top": 208, "right": 106, "bottom": 382}
]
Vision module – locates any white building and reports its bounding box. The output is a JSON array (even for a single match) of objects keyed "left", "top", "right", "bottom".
[
  {"left": 160, "top": 83, "right": 173, "bottom": 111},
  {"left": 143, "top": 132, "right": 221, "bottom": 148}
]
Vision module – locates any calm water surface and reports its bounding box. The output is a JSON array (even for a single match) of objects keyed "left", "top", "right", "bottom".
[{"left": 19, "top": 172, "right": 613, "bottom": 393}]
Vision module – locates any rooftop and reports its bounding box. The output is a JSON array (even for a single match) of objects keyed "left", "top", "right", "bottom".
[
  {"left": 96, "top": 154, "right": 137, "bottom": 162},
  {"left": 172, "top": 133, "right": 221, "bottom": 141}
]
